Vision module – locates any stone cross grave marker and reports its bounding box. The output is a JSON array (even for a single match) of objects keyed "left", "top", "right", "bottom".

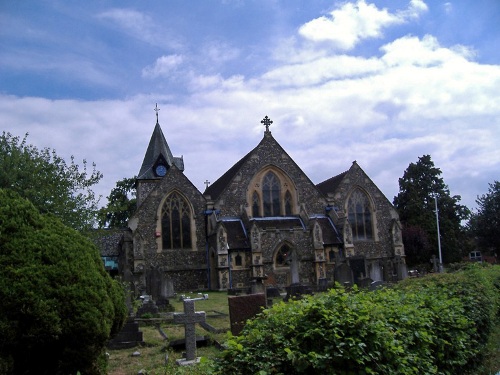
[{"left": 173, "top": 298, "right": 206, "bottom": 365}]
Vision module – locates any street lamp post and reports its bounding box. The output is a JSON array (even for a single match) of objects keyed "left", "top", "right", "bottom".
[{"left": 434, "top": 194, "right": 443, "bottom": 272}]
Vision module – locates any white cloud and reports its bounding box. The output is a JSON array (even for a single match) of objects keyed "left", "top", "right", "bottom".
[
  {"left": 142, "top": 55, "right": 184, "bottom": 78},
  {"left": 96, "top": 8, "right": 182, "bottom": 49},
  {"left": 203, "top": 41, "right": 240, "bottom": 64},
  {"left": 298, "top": 0, "right": 427, "bottom": 50}
]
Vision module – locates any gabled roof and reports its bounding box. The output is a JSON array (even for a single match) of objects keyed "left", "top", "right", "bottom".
[
  {"left": 310, "top": 215, "right": 343, "bottom": 245},
  {"left": 220, "top": 218, "right": 249, "bottom": 250},
  {"left": 137, "top": 121, "right": 184, "bottom": 180},
  {"left": 316, "top": 170, "right": 348, "bottom": 196},
  {"left": 203, "top": 146, "right": 254, "bottom": 199},
  {"left": 204, "top": 129, "right": 316, "bottom": 200}
]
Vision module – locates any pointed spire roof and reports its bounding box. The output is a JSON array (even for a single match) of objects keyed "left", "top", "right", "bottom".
[{"left": 137, "top": 106, "right": 184, "bottom": 180}]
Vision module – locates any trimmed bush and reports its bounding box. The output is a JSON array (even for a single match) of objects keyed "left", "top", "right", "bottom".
[
  {"left": 0, "top": 189, "right": 127, "bottom": 375},
  {"left": 216, "top": 266, "right": 500, "bottom": 375}
]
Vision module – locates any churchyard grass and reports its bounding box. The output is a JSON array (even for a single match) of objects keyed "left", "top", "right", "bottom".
[{"left": 106, "top": 291, "right": 229, "bottom": 375}]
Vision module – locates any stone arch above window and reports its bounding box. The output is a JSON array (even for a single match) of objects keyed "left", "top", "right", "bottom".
[
  {"left": 161, "top": 191, "right": 193, "bottom": 250},
  {"left": 347, "top": 188, "right": 373, "bottom": 241},
  {"left": 247, "top": 167, "right": 297, "bottom": 218}
]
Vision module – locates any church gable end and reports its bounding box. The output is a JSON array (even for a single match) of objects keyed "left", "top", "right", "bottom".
[{"left": 114, "top": 115, "right": 407, "bottom": 301}]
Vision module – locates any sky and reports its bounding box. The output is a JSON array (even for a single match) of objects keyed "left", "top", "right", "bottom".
[{"left": 1, "top": 0, "right": 499, "bottom": 213}]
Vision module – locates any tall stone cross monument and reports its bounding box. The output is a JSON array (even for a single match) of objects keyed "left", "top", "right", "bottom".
[{"left": 173, "top": 297, "right": 207, "bottom": 365}]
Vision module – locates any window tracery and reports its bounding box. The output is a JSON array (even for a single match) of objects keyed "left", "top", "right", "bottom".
[
  {"left": 347, "top": 189, "right": 373, "bottom": 241},
  {"left": 161, "top": 192, "right": 192, "bottom": 249}
]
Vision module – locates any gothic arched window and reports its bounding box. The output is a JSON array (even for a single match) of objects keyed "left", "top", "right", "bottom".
[
  {"left": 161, "top": 192, "right": 192, "bottom": 249},
  {"left": 263, "top": 172, "right": 281, "bottom": 216},
  {"left": 347, "top": 189, "right": 373, "bottom": 240},
  {"left": 275, "top": 245, "right": 290, "bottom": 267}
]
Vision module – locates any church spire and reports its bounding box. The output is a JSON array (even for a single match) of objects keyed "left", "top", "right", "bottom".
[
  {"left": 154, "top": 103, "right": 160, "bottom": 125},
  {"left": 137, "top": 104, "right": 184, "bottom": 180}
]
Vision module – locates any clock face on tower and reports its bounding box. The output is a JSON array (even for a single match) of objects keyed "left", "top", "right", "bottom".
[{"left": 155, "top": 164, "right": 167, "bottom": 177}]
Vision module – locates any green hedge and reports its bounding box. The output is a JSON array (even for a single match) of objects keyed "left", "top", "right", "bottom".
[{"left": 216, "top": 265, "right": 500, "bottom": 375}]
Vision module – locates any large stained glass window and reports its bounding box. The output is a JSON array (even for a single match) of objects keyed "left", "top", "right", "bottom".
[
  {"left": 162, "top": 192, "right": 192, "bottom": 249},
  {"left": 347, "top": 189, "right": 373, "bottom": 240},
  {"left": 263, "top": 172, "right": 281, "bottom": 216}
]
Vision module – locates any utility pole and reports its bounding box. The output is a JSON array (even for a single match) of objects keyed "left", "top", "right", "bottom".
[{"left": 434, "top": 194, "right": 443, "bottom": 272}]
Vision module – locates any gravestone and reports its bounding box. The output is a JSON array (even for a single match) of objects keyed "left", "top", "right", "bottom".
[
  {"left": 317, "top": 278, "right": 328, "bottom": 292},
  {"left": 358, "top": 277, "right": 373, "bottom": 289},
  {"left": 228, "top": 293, "right": 267, "bottom": 336},
  {"left": 136, "top": 295, "right": 159, "bottom": 317},
  {"left": 370, "top": 262, "right": 383, "bottom": 282},
  {"left": 370, "top": 280, "right": 384, "bottom": 291},
  {"left": 334, "top": 263, "right": 353, "bottom": 286},
  {"left": 287, "top": 249, "right": 300, "bottom": 284},
  {"left": 107, "top": 317, "right": 144, "bottom": 349},
  {"left": 173, "top": 299, "right": 206, "bottom": 365},
  {"left": 284, "top": 283, "right": 313, "bottom": 301},
  {"left": 266, "top": 286, "right": 281, "bottom": 299}
]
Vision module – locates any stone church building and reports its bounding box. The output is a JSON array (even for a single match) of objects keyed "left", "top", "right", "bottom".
[{"left": 103, "top": 114, "right": 406, "bottom": 301}]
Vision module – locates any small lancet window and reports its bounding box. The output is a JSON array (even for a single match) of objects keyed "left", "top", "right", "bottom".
[
  {"left": 285, "top": 190, "right": 292, "bottom": 216},
  {"left": 161, "top": 192, "right": 192, "bottom": 249},
  {"left": 347, "top": 189, "right": 373, "bottom": 240},
  {"left": 252, "top": 191, "right": 260, "bottom": 217},
  {"left": 234, "top": 253, "right": 243, "bottom": 267}
]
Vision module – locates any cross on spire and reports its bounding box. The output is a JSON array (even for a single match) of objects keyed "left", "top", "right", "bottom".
[
  {"left": 154, "top": 103, "right": 160, "bottom": 124},
  {"left": 261, "top": 116, "right": 273, "bottom": 132}
]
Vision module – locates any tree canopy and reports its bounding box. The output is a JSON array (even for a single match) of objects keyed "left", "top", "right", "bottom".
[
  {"left": 98, "top": 177, "right": 136, "bottom": 229},
  {"left": 0, "top": 132, "right": 102, "bottom": 231},
  {"left": 0, "top": 188, "right": 127, "bottom": 375},
  {"left": 469, "top": 181, "right": 500, "bottom": 255},
  {"left": 393, "top": 155, "right": 469, "bottom": 265}
]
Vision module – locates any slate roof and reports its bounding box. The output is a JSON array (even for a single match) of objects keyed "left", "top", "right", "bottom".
[
  {"left": 204, "top": 146, "right": 254, "bottom": 199},
  {"left": 220, "top": 218, "right": 249, "bottom": 250},
  {"left": 138, "top": 121, "right": 184, "bottom": 180},
  {"left": 92, "top": 229, "right": 126, "bottom": 257},
  {"left": 316, "top": 170, "right": 348, "bottom": 196},
  {"left": 250, "top": 216, "right": 306, "bottom": 231},
  {"left": 310, "top": 215, "right": 343, "bottom": 245}
]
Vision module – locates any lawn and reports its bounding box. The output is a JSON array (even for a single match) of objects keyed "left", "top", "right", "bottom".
[{"left": 106, "top": 291, "right": 231, "bottom": 375}]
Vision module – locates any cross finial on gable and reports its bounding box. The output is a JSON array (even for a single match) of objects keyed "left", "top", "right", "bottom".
[
  {"left": 204, "top": 180, "right": 210, "bottom": 189},
  {"left": 154, "top": 103, "right": 160, "bottom": 124},
  {"left": 261, "top": 116, "right": 273, "bottom": 133}
]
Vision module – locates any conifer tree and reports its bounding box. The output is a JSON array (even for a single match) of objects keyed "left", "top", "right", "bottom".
[{"left": 393, "top": 155, "right": 469, "bottom": 265}]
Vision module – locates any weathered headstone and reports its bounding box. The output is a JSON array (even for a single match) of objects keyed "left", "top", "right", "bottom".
[
  {"left": 317, "top": 278, "right": 328, "bottom": 292},
  {"left": 266, "top": 286, "right": 281, "bottom": 299},
  {"left": 334, "top": 263, "right": 353, "bottom": 286},
  {"left": 284, "top": 283, "right": 313, "bottom": 301},
  {"left": 228, "top": 293, "right": 267, "bottom": 336},
  {"left": 370, "top": 262, "right": 383, "bottom": 282},
  {"left": 173, "top": 299, "right": 206, "bottom": 365},
  {"left": 107, "top": 317, "right": 144, "bottom": 349},
  {"left": 370, "top": 280, "right": 384, "bottom": 291},
  {"left": 136, "top": 295, "right": 159, "bottom": 317},
  {"left": 358, "top": 277, "right": 373, "bottom": 289}
]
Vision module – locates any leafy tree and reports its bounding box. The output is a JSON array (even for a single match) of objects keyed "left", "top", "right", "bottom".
[
  {"left": 469, "top": 181, "right": 500, "bottom": 255},
  {"left": 0, "top": 189, "right": 127, "bottom": 375},
  {"left": 98, "top": 177, "right": 137, "bottom": 228},
  {"left": 393, "top": 155, "right": 469, "bottom": 265},
  {"left": 0, "top": 132, "right": 102, "bottom": 231}
]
